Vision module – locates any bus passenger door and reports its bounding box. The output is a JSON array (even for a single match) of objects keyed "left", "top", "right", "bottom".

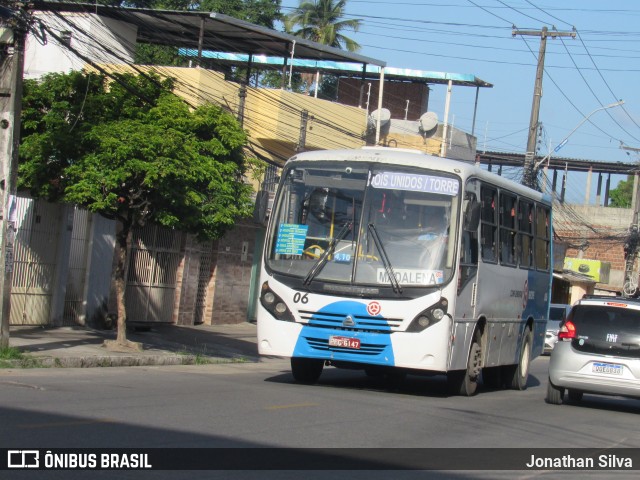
[
  {"left": 457, "top": 226, "right": 478, "bottom": 318},
  {"left": 451, "top": 189, "right": 480, "bottom": 370}
]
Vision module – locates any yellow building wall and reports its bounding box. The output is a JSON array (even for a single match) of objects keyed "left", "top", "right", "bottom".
[
  {"left": 89, "top": 65, "right": 239, "bottom": 107},
  {"left": 377, "top": 133, "right": 442, "bottom": 156},
  {"left": 93, "top": 65, "right": 367, "bottom": 166},
  {"left": 244, "top": 88, "right": 367, "bottom": 164}
]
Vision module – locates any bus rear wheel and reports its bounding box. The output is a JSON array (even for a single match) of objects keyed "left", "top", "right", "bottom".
[
  {"left": 448, "top": 332, "right": 482, "bottom": 396},
  {"left": 504, "top": 327, "right": 532, "bottom": 390},
  {"left": 290, "top": 357, "right": 324, "bottom": 384}
]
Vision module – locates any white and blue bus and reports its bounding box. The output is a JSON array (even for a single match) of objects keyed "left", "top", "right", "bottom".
[{"left": 255, "top": 147, "right": 552, "bottom": 396}]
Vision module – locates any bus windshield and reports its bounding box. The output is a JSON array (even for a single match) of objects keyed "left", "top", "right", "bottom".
[{"left": 266, "top": 161, "right": 460, "bottom": 290}]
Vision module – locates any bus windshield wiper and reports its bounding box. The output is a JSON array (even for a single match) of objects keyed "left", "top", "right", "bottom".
[
  {"left": 303, "top": 222, "right": 353, "bottom": 286},
  {"left": 368, "top": 223, "right": 402, "bottom": 294}
]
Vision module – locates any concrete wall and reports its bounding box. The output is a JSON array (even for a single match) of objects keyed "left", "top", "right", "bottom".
[
  {"left": 376, "top": 121, "right": 476, "bottom": 161},
  {"left": 337, "top": 78, "right": 430, "bottom": 120},
  {"left": 25, "top": 13, "right": 136, "bottom": 79},
  {"left": 206, "top": 219, "right": 262, "bottom": 325}
]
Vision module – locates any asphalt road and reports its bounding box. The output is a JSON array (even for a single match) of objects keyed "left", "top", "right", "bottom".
[{"left": 1, "top": 356, "right": 639, "bottom": 479}]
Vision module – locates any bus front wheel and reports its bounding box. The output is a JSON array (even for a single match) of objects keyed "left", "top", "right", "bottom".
[
  {"left": 447, "top": 332, "right": 482, "bottom": 396},
  {"left": 291, "top": 357, "right": 324, "bottom": 384}
]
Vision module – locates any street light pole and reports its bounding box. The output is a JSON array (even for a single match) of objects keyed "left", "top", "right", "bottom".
[
  {"left": 533, "top": 100, "right": 625, "bottom": 172},
  {"left": 0, "top": 3, "right": 28, "bottom": 349}
]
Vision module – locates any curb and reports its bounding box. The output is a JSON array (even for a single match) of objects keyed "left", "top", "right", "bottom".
[{"left": 2, "top": 354, "right": 259, "bottom": 369}]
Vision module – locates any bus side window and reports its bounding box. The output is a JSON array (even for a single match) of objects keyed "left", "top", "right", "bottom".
[
  {"left": 518, "top": 200, "right": 534, "bottom": 268},
  {"left": 461, "top": 230, "right": 478, "bottom": 265},
  {"left": 535, "top": 204, "right": 551, "bottom": 271},
  {"left": 480, "top": 186, "right": 497, "bottom": 263},
  {"left": 499, "top": 192, "right": 517, "bottom": 266}
]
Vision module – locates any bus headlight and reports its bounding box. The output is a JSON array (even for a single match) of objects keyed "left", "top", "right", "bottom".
[
  {"left": 263, "top": 291, "right": 276, "bottom": 305},
  {"left": 407, "top": 298, "right": 448, "bottom": 332},
  {"left": 260, "top": 282, "right": 294, "bottom": 322},
  {"left": 417, "top": 316, "right": 430, "bottom": 328}
]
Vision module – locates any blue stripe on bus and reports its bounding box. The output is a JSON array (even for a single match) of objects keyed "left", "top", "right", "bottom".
[
  {"left": 292, "top": 300, "right": 395, "bottom": 366},
  {"left": 524, "top": 269, "right": 550, "bottom": 319}
]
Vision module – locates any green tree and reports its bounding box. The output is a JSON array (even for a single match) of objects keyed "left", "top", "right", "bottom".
[
  {"left": 19, "top": 71, "right": 255, "bottom": 347},
  {"left": 317, "top": 74, "right": 338, "bottom": 100},
  {"left": 199, "top": 0, "right": 282, "bottom": 29},
  {"left": 609, "top": 175, "right": 634, "bottom": 208}
]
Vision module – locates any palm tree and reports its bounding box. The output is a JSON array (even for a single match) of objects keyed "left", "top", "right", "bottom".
[
  {"left": 286, "top": 0, "right": 362, "bottom": 93},
  {"left": 286, "top": 0, "right": 361, "bottom": 51}
]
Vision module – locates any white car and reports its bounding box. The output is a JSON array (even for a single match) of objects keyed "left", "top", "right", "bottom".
[
  {"left": 544, "top": 303, "right": 571, "bottom": 354},
  {"left": 547, "top": 295, "right": 640, "bottom": 405}
]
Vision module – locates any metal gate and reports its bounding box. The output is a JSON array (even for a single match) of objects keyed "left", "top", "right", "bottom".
[
  {"left": 10, "top": 199, "right": 62, "bottom": 325},
  {"left": 125, "top": 224, "right": 182, "bottom": 323},
  {"left": 63, "top": 207, "right": 90, "bottom": 325}
]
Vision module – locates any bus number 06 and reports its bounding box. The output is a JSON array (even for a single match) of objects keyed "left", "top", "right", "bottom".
[{"left": 293, "top": 292, "right": 309, "bottom": 304}]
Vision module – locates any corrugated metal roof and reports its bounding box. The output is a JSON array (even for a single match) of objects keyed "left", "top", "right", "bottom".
[
  {"left": 180, "top": 50, "right": 492, "bottom": 87},
  {"left": 553, "top": 270, "right": 597, "bottom": 284},
  {"left": 29, "top": 1, "right": 386, "bottom": 67}
]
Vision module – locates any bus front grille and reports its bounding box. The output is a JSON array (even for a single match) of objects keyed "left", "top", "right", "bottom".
[{"left": 298, "top": 309, "right": 402, "bottom": 333}]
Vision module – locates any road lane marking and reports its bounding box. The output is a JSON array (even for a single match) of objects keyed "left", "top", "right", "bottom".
[
  {"left": 0, "top": 381, "right": 46, "bottom": 390},
  {"left": 265, "top": 402, "right": 320, "bottom": 410}
]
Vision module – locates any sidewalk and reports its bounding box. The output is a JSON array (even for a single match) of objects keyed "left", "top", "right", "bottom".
[{"left": 6, "top": 322, "right": 260, "bottom": 368}]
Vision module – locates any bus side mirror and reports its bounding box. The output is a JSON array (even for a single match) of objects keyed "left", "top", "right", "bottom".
[
  {"left": 463, "top": 200, "right": 481, "bottom": 231},
  {"left": 253, "top": 190, "right": 269, "bottom": 225}
]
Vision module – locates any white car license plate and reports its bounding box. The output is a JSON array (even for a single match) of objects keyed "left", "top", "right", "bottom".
[
  {"left": 592, "top": 362, "right": 623, "bottom": 375},
  {"left": 328, "top": 335, "right": 361, "bottom": 350}
]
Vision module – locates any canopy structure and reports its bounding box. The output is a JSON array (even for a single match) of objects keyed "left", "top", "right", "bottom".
[
  {"left": 180, "top": 51, "right": 492, "bottom": 88},
  {"left": 29, "top": 1, "right": 392, "bottom": 138},
  {"left": 29, "top": 2, "right": 492, "bottom": 143},
  {"left": 30, "top": 1, "right": 386, "bottom": 66}
]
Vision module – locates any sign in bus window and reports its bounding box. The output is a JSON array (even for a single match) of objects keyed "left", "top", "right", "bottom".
[
  {"left": 275, "top": 224, "right": 309, "bottom": 256},
  {"left": 377, "top": 268, "right": 444, "bottom": 285}
]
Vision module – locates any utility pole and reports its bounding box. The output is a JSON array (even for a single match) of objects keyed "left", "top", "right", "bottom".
[
  {"left": 622, "top": 145, "right": 640, "bottom": 297},
  {"left": 513, "top": 26, "right": 575, "bottom": 189},
  {"left": 296, "top": 110, "right": 309, "bottom": 152},
  {"left": 623, "top": 189, "right": 640, "bottom": 297},
  {"left": 0, "top": 3, "right": 28, "bottom": 348}
]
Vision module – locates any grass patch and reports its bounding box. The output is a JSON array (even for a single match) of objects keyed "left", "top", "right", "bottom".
[
  {"left": 193, "top": 353, "right": 212, "bottom": 365},
  {"left": 176, "top": 347, "right": 249, "bottom": 365},
  {"left": 0, "top": 346, "right": 45, "bottom": 368},
  {"left": 0, "top": 346, "right": 23, "bottom": 360}
]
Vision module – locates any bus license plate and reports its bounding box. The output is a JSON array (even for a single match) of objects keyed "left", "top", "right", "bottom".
[
  {"left": 328, "top": 336, "right": 361, "bottom": 349},
  {"left": 592, "top": 362, "right": 623, "bottom": 375}
]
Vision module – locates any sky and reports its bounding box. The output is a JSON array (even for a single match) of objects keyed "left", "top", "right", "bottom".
[{"left": 277, "top": 0, "right": 640, "bottom": 204}]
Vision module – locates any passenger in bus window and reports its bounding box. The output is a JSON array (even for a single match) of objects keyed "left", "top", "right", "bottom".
[
  {"left": 307, "top": 188, "right": 330, "bottom": 222},
  {"left": 419, "top": 208, "right": 448, "bottom": 241}
]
